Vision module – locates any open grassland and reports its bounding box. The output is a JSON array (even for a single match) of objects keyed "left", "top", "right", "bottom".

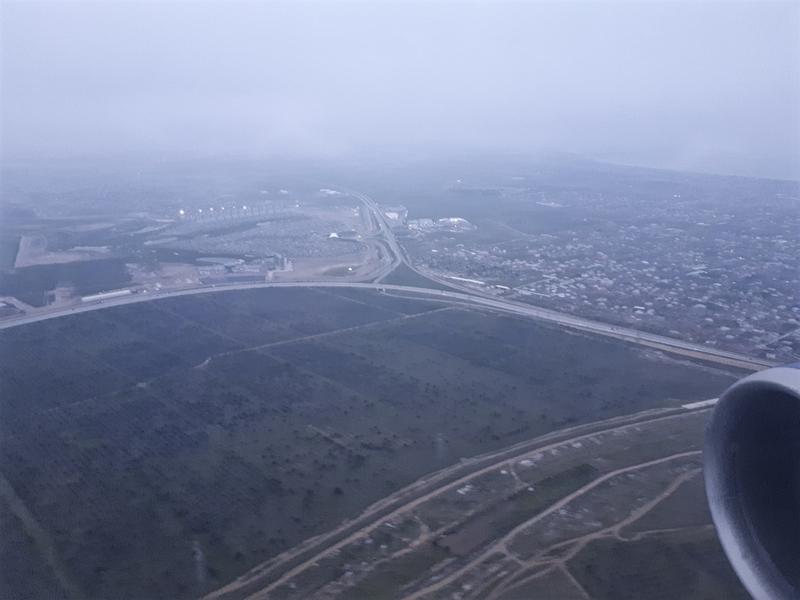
[
  {"left": 0, "top": 288, "right": 739, "bottom": 598},
  {"left": 570, "top": 526, "right": 749, "bottom": 600}
]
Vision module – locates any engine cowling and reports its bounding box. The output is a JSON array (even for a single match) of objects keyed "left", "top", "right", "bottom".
[{"left": 705, "top": 364, "right": 800, "bottom": 600}]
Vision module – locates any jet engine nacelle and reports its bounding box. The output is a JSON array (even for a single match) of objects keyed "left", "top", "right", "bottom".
[{"left": 705, "top": 364, "right": 800, "bottom": 600}]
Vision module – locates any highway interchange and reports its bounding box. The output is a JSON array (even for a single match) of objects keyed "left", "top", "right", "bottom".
[
  {"left": 0, "top": 190, "right": 774, "bottom": 372},
  {"left": 0, "top": 189, "right": 762, "bottom": 600}
]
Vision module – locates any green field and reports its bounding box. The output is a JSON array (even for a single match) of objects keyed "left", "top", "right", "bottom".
[
  {"left": 0, "top": 288, "right": 739, "bottom": 598},
  {"left": 570, "top": 527, "right": 749, "bottom": 600}
]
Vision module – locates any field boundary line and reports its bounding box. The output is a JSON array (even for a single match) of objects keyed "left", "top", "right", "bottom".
[
  {"left": 209, "top": 409, "right": 705, "bottom": 600},
  {"left": 402, "top": 451, "right": 701, "bottom": 600},
  {"left": 201, "top": 306, "right": 453, "bottom": 364},
  {"left": 0, "top": 472, "right": 84, "bottom": 599}
]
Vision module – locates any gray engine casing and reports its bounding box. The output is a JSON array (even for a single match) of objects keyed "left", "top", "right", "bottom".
[{"left": 705, "top": 364, "right": 800, "bottom": 600}]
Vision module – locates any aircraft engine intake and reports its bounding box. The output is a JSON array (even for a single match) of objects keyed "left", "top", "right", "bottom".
[{"left": 705, "top": 364, "right": 800, "bottom": 600}]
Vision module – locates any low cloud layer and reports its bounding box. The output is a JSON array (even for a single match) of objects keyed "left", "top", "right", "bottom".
[{"left": 2, "top": 1, "right": 799, "bottom": 178}]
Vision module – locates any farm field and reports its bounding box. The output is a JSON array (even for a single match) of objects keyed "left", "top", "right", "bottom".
[{"left": 0, "top": 288, "right": 740, "bottom": 598}]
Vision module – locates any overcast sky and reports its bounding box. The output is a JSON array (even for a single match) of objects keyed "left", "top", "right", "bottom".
[{"left": 2, "top": 1, "right": 799, "bottom": 179}]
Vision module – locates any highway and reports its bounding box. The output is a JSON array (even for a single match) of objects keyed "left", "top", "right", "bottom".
[
  {"left": 348, "top": 189, "right": 406, "bottom": 264},
  {"left": 351, "top": 190, "right": 774, "bottom": 370},
  {"left": 345, "top": 188, "right": 408, "bottom": 280},
  {"left": 0, "top": 278, "right": 773, "bottom": 370},
  {"left": 0, "top": 189, "right": 775, "bottom": 371},
  {"left": 0, "top": 189, "right": 773, "bottom": 599}
]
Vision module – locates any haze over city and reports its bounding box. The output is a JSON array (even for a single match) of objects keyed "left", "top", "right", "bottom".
[
  {"left": 2, "top": 0, "right": 799, "bottom": 179},
  {"left": 1, "top": 2, "right": 800, "bottom": 599}
]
